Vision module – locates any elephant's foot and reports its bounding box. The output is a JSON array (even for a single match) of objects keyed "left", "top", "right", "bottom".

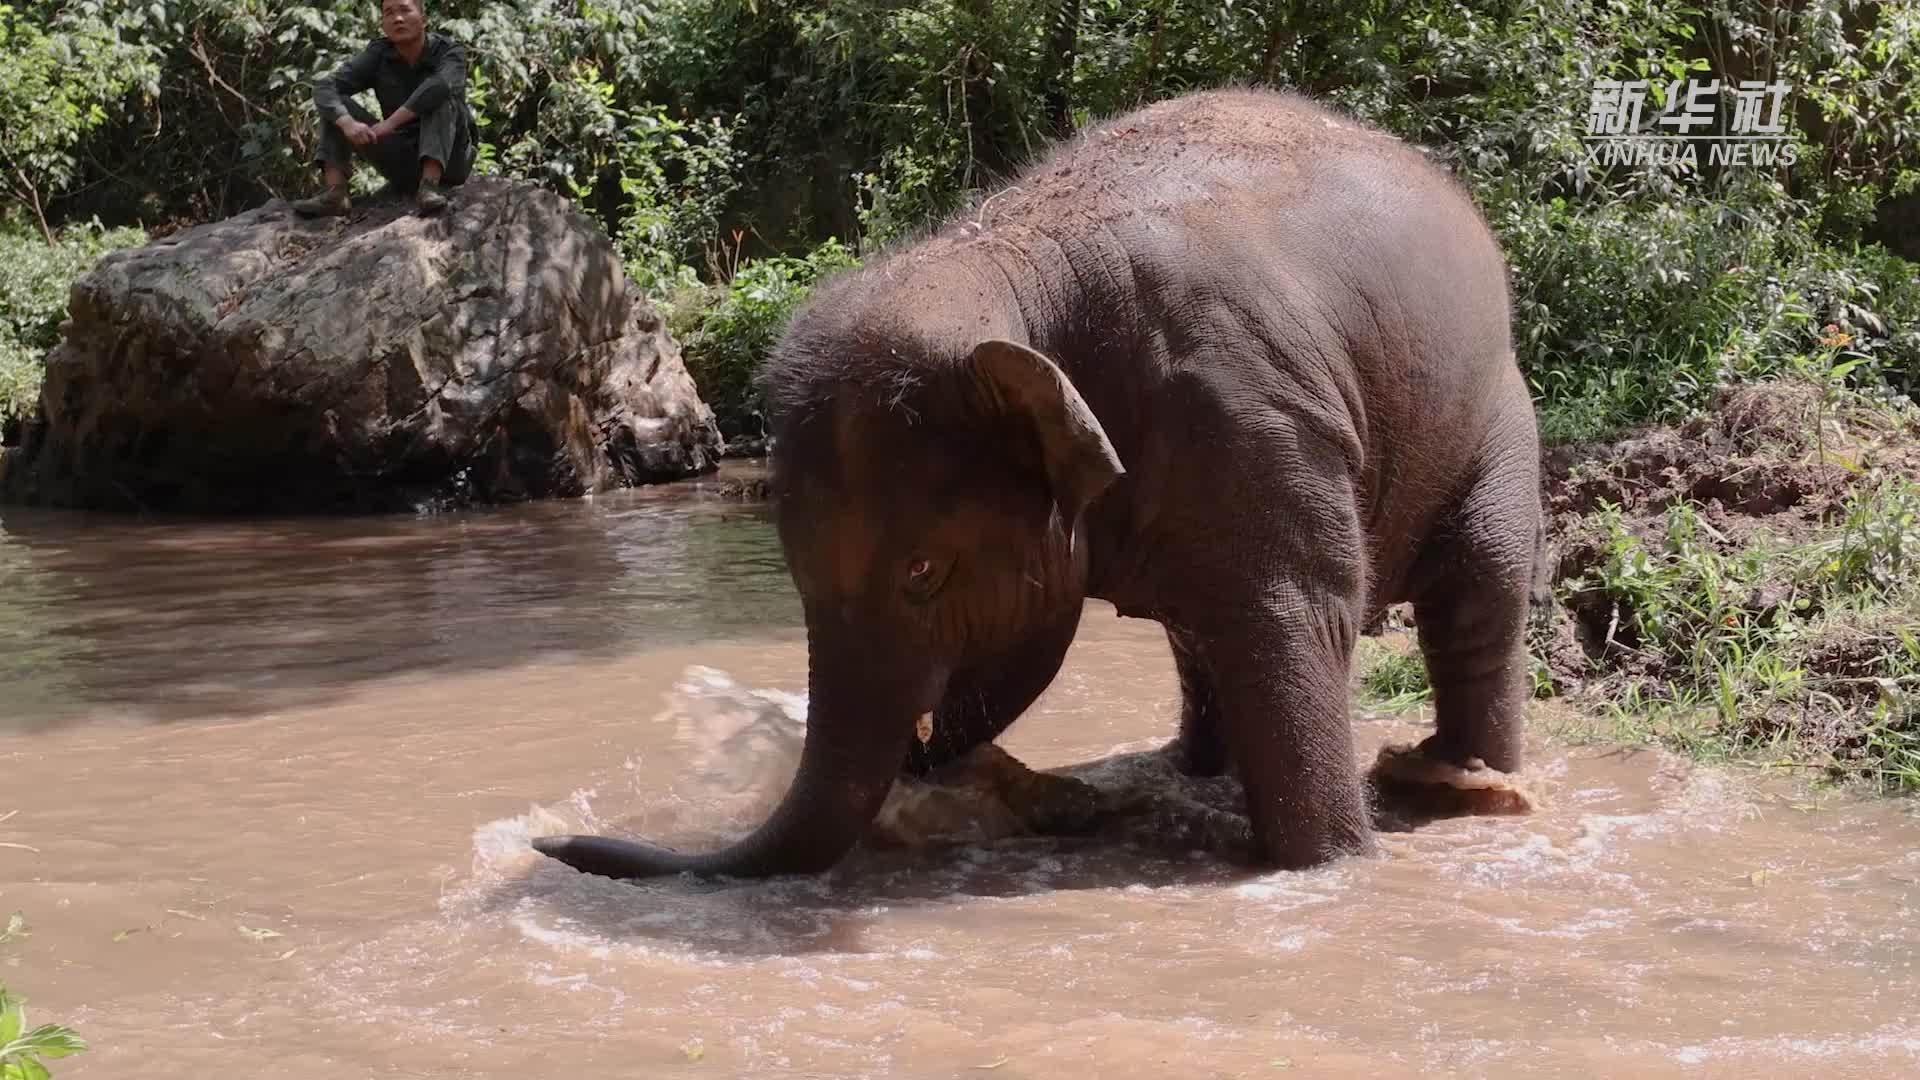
[
  {"left": 1366, "top": 740, "right": 1537, "bottom": 826},
  {"left": 1101, "top": 792, "right": 1255, "bottom": 863},
  {"left": 934, "top": 742, "right": 1110, "bottom": 835},
  {"left": 867, "top": 741, "right": 1266, "bottom": 862},
  {"left": 868, "top": 743, "right": 1110, "bottom": 849}
]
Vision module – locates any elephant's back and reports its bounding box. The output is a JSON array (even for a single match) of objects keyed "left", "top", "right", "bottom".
[
  {"left": 989, "top": 90, "right": 1526, "bottom": 597},
  {"left": 960, "top": 88, "right": 1478, "bottom": 255}
]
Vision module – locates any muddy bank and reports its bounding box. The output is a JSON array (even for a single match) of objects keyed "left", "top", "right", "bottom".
[{"left": 1528, "top": 378, "right": 1920, "bottom": 784}]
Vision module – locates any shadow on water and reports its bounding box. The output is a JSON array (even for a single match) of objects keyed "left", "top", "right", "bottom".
[
  {"left": 0, "top": 464, "right": 801, "bottom": 732},
  {"left": 481, "top": 828, "right": 1272, "bottom": 961}
]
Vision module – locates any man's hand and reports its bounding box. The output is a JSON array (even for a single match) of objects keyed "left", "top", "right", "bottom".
[
  {"left": 336, "top": 116, "right": 378, "bottom": 147},
  {"left": 370, "top": 106, "right": 417, "bottom": 143}
]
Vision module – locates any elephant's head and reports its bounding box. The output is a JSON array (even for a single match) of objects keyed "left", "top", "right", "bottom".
[{"left": 532, "top": 338, "right": 1124, "bottom": 880}]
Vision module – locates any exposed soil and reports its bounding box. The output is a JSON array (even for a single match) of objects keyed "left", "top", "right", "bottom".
[
  {"left": 1525, "top": 378, "right": 1920, "bottom": 769},
  {"left": 1544, "top": 381, "right": 1914, "bottom": 550}
]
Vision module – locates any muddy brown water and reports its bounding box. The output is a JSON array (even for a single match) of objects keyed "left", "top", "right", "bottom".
[{"left": 3, "top": 466, "right": 1917, "bottom": 1078}]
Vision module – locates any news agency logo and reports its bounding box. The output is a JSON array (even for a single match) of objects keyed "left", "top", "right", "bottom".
[{"left": 1583, "top": 78, "right": 1798, "bottom": 167}]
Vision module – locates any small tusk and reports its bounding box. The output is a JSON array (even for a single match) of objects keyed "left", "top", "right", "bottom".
[{"left": 916, "top": 712, "right": 934, "bottom": 744}]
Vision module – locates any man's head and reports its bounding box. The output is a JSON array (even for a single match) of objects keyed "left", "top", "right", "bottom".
[{"left": 380, "top": 0, "right": 425, "bottom": 49}]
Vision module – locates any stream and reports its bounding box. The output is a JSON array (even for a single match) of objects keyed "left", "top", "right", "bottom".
[{"left": 2, "top": 464, "right": 1916, "bottom": 1078}]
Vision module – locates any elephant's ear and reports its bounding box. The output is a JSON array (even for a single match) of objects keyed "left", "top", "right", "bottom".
[{"left": 966, "top": 339, "right": 1124, "bottom": 522}]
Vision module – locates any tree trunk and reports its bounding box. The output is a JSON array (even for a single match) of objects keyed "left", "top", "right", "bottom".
[
  {"left": 1141, "top": 7, "right": 1166, "bottom": 102},
  {"left": 1260, "top": 12, "right": 1290, "bottom": 86},
  {"left": 1044, "top": 0, "right": 1080, "bottom": 137}
]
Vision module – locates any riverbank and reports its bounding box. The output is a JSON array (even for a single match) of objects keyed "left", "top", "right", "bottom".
[{"left": 1360, "top": 376, "right": 1920, "bottom": 794}]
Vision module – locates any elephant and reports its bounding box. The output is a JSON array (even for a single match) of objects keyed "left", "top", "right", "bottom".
[{"left": 533, "top": 87, "right": 1543, "bottom": 880}]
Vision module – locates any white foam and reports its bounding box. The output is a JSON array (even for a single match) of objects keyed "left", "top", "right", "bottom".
[{"left": 1668, "top": 1023, "right": 1920, "bottom": 1066}]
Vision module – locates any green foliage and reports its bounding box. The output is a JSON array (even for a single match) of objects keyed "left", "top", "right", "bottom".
[
  {"left": 1358, "top": 644, "right": 1433, "bottom": 711},
  {"left": 0, "top": 221, "right": 147, "bottom": 425},
  {"left": 608, "top": 106, "right": 744, "bottom": 299},
  {"left": 677, "top": 238, "right": 860, "bottom": 438},
  {"left": 1805, "top": 475, "right": 1920, "bottom": 598},
  {"left": 0, "top": 982, "right": 88, "bottom": 1079},
  {"left": 0, "top": 222, "right": 147, "bottom": 354},
  {"left": 0, "top": 5, "right": 157, "bottom": 239},
  {"left": 1563, "top": 485, "right": 1920, "bottom": 791},
  {"left": 0, "top": 339, "right": 39, "bottom": 429},
  {"left": 1575, "top": 501, "right": 1785, "bottom": 671},
  {"left": 0, "top": 0, "right": 1913, "bottom": 431}
]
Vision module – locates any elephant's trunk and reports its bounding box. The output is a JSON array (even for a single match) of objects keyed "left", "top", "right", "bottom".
[{"left": 532, "top": 634, "right": 929, "bottom": 881}]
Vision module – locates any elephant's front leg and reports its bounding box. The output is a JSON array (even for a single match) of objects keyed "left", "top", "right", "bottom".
[
  {"left": 1194, "top": 585, "right": 1376, "bottom": 869},
  {"left": 1163, "top": 627, "right": 1230, "bottom": 777},
  {"left": 902, "top": 607, "right": 1080, "bottom": 776}
]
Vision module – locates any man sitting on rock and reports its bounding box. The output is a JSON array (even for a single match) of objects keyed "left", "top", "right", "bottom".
[{"left": 293, "top": 0, "right": 474, "bottom": 217}]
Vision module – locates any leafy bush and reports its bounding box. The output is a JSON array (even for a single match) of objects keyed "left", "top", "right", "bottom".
[
  {"left": 1807, "top": 475, "right": 1920, "bottom": 598},
  {"left": 0, "top": 4, "right": 157, "bottom": 240},
  {"left": 675, "top": 238, "right": 860, "bottom": 438},
  {"left": 0, "top": 221, "right": 147, "bottom": 426},
  {"left": 1505, "top": 197, "right": 1920, "bottom": 442},
  {"left": 0, "top": 222, "right": 146, "bottom": 353},
  {"left": 0, "top": 339, "right": 40, "bottom": 430}
]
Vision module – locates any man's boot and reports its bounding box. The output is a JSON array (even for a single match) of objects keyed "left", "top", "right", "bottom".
[
  {"left": 415, "top": 176, "right": 448, "bottom": 214},
  {"left": 291, "top": 183, "right": 351, "bottom": 218}
]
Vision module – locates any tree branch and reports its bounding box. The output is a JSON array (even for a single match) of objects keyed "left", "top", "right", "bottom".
[
  {"left": 189, "top": 31, "right": 270, "bottom": 120},
  {"left": 9, "top": 167, "right": 54, "bottom": 245}
]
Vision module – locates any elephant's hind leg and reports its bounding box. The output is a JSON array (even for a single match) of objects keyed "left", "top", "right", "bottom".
[{"left": 1407, "top": 422, "right": 1541, "bottom": 775}]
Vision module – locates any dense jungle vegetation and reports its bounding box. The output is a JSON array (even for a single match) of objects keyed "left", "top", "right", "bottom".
[{"left": 1, "top": 0, "right": 1915, "bottom": 437}]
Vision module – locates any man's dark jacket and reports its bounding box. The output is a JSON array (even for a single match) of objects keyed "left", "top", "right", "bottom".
[{"left": 313, "top": 31, "right": 473, "bottom": 134}]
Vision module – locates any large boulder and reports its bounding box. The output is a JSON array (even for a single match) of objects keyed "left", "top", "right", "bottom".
[{"left": 0, "top": 177, "right": 722, "bottom": 513}]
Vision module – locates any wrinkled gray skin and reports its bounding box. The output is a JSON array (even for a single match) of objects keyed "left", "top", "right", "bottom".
[{"left": 533, "top": 88, "right": 1542, "bottom": 880}]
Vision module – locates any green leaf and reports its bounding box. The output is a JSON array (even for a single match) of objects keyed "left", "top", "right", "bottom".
[
  {"left": 17, "top": 1024, "right": 84, "bottom": 1059},
  {"left": 0, "top": 985, "right": 21, "bottom": 1047}
]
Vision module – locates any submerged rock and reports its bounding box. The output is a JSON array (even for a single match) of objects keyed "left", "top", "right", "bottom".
[
  {"left": 661, "top": 665, "right": 1522, "bottom": 863},
  {"left": 1, "top": 177, "right": 721, "bottom": 513}
]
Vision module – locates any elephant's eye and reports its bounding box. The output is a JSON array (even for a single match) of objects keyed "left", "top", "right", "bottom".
[{"left": 904, "top": 557, "right": 947, "bottom": 599}]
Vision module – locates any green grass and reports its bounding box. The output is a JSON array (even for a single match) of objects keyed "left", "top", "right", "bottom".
[
  {"left": 1356, "top": 642, "right": 1433, "bottom": 712},
  {"left": 1553, "top": 474, "right": 1920, "bottom": 792}
]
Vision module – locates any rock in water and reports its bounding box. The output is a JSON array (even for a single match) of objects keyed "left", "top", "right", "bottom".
[
  {"left": 0, "top": 177, "right": 722, "bottom": 512},
  {"left": 666, "top": 665, "right": 1256, "bottom": 860}
]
